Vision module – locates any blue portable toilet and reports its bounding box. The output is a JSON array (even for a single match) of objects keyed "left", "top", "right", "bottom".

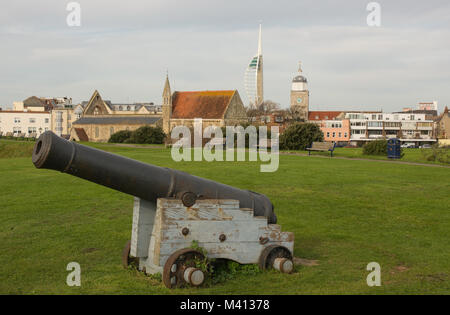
[{"left": 387, "top": 138, "right": 401, "bottom": 159}]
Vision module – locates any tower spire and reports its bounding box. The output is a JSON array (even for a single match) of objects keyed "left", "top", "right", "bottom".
[
  {"left": 163, "top": 72, "right": 171, "bottom": 97},
  {"left": 257, "top": 23, "right": 262, "bottom": 56}
]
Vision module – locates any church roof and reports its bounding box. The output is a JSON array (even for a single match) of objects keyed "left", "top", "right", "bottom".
[
  {"left": 171, "top": 90, "right": 235, "bottom": 119},
  {"left": 73, "top": 116, "right": 160, "bottom": 125},
  {"left": 74, "top": 128, "right": 89, "bottom": 141}
]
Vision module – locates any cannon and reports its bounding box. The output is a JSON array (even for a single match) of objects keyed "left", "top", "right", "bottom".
[{"left": 32, "top": 131, "right": 294, "bottom": 288}]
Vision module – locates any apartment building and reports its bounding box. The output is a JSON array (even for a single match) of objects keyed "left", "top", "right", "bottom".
[
  {"left": 0, "top": 110, "right": 51, "bottom": 137},
  {"left": 345, "top": 112, "right": 436, "bottom": 146}
]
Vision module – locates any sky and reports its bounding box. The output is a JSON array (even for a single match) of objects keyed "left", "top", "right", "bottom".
[{"left": 0, "top": 0, "right": 449, "bottom": 112}]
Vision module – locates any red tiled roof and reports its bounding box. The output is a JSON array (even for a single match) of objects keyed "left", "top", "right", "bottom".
[
  {"left": 308, "top": 111, "right": 343, "bottom": 121},
  {"left": 171, "top": 90, "right": 235, "bottom": 119},
  {"left": 74, "top": 128, "right": 89, "bottom": 141}
]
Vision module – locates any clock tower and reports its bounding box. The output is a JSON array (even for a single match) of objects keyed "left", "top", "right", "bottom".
[{"left": 290, "top": 61, "right": 309, "bottom": 121}]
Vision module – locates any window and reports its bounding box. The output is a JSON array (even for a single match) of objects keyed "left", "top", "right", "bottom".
[
  {"left": 45, "top": 118, "right": 49, "bottom": 124},
  {"left": 14, "top": 117, "right": 21, "bottom": 123},
  {"left": 410, "top": 115, "right": 415, "bottom": 120},
  {"left": 326, "top": 132, "right": 330, "bottom": 138},
  {"left": 378, "top": 115, "right": 383, "bottom": 120},
  {"left": 28, "top": 127, "right": 37, "bottom": 134},
  {"left": 127, "top": 106, "right": 131, "bottom": 111},
  {"left": 332, "top": 132, "right": 336, "bottom": 138},
  {"left": 344, "top": 132, "right": 348, "bottom": 137},
  {"left": 338, "top": 132, "right": 342, "bottom": 137},
  {"left": 372, "top": 115, "right": 376, "bottom": 120},
  {"left": 29, "top": 118, "right": 36, "bottom": 123}
]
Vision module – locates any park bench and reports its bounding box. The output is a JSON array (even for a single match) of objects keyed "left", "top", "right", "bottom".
[{"left": 306, "top": 142, "right": 336, "bottom": 157}]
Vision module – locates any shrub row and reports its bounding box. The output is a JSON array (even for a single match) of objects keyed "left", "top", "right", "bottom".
[{"left": 108, "top": 126, "right": 166, "bottom": 144}]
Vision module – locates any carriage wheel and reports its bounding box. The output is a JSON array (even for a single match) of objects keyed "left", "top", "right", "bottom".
[
  {"left": 163, "top": 248, "right": 206, "bottom": 288},
  {"left": 258, "top": 245, "right": 293, "bottom": 273}
]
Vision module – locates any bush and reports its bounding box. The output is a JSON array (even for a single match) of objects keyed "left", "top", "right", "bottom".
[
  {"left": 362, "top": 140, "right": 387, "bottom": 155},
  {"left": 421, "top": 145, "right": 450, "bottom": 164},
  {"left": 108, "top": 126, "right": 166, "bottom": 144},
  {"left": 128, "top": 126, "right": 166, "bottom": 144},
  {"left": 279, "top": 123, "right": 324, "bottom": 150},
  {"left": 108, "top": 130, "right": 133, "bottom": 143}
]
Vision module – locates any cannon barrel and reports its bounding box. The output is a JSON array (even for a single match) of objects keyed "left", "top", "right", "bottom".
[{"left": 32, "top": 131, "right": 277, "bottom": 223}]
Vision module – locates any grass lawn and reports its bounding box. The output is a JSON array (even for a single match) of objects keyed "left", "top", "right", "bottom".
[
  {"left": 285, "top": 147, "right": 449, "bottom": 166},
  {"left": 0, "top": 140, "right": 449, "bottom": 294}
]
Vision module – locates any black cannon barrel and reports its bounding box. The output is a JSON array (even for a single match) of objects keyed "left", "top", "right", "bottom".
[{"left": 32, "top": 131, "right": 277, "bottom": 223}]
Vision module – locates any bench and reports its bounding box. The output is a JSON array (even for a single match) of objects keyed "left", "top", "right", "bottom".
[{"left": 306, "top": 142, "right": 336, "bottom": 157}]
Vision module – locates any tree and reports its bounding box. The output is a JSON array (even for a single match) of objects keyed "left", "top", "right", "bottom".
[
  {"left": 280, "top": 122, "right": 324, "bottom": 150},
  {"left": 258, "top": 100, "right": 280, "bottom": 113}
]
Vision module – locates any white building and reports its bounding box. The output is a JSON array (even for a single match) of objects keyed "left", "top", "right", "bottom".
[
  {"left": 345, "top": 112, "right": 436, "bottom": 145},
  {"left": 0, "top": 110, "right": 51, "bottom": 137}
]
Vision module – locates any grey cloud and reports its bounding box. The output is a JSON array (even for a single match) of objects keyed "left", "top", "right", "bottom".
[{"left": 0, "top": 0, "right": 449, "bottom": 112}]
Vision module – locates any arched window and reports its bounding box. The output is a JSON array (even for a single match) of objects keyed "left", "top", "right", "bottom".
[
  {"left": 127, "top": 105, "right": 131, "bottom": 111},
  {"left": 94, "top": 106, "right": 100, "bottom": 115}
]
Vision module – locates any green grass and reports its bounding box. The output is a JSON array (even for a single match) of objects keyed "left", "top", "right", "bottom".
[
  {"left": 287, "top": 147, "right": 449, "bottom": 166},
  {"left": 0, "top": 139, "right": 35, "bottom": 158},
  {"left": 0, "top": 140, "right": 449, "bottom": 294}
]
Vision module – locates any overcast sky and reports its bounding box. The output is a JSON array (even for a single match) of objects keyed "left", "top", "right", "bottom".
[{"left": 1, "top": 0, "right": 449, "bottom": 112}]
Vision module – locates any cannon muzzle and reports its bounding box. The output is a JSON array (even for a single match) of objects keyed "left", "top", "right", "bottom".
[{"left": 32, "top": 131, "right": 277, "bottom": 223}]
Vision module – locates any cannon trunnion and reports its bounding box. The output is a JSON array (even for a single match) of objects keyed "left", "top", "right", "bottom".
[{"left": 32, "top": 131, "right": 294, "bottom": 288}]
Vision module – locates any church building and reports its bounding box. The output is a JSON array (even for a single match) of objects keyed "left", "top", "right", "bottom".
[
  {"left": 70, "top": 90, "right": 161, "bottom": 142},
  {"left": 161, "top": 75, "right": 248, "bottom": 135}
]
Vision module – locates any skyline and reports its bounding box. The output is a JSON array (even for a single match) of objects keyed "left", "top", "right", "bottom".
[{"left": 1, "top": 0, "right": 449, "bottom": 112}]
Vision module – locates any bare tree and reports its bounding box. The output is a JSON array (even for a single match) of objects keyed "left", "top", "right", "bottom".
[{"left": 258, "top": 100, "right": 280, "bottom": 113}]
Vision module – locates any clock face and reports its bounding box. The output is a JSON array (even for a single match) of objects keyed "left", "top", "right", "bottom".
[{"left": 297, "top": 97, "right": 302, "bottom": 103}]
